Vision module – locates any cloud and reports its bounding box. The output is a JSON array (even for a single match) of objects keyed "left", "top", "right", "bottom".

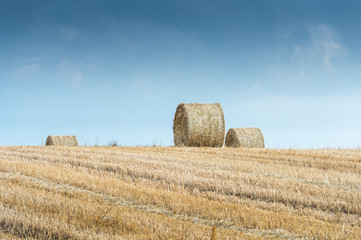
[
  {"left": 12, "top": 64, "right": 40, "bottom": 76},
  {"left": 266, "top": 23, "right": 351, "bottom": 90},
  {"left": 98, "top": 16, "right": 207, "bottom": 61},
  {"left": 295, "top": 24, "right": 346, "bottom": 70},
  {"left": 59, "top": 26, "right": 80, "bottom": 41},
  {"left": 274, "top": 24, "right": 347, "bottom": 72},
  {"left": 72, "top": 70, "right": 83, "bottom": 86},
  {"left": 252, "top": 82, "right": 262, "bottom": 92},
  {"left": 307, "top": 24, "right": 345, "bottom": 69},
  {"left": 49, "top": 25, "right": 80, "bottom": 42},
  {"left": 56, "top": 61, "right": 84, "bottom": 86}
]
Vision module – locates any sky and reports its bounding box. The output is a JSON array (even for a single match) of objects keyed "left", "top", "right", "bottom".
[{"left": 1, "top": 0, "right": 361, "bottom": 148}]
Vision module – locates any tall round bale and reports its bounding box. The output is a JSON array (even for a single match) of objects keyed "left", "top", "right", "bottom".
[
  {"left": 225, "top": 128, "right": 265, "bottom": 148},
  {"left": 173, "top": 103, "right": 225, "bottom": 147},
  {"left": 45, "top": 135, "right": 79, "bottom": 146}
]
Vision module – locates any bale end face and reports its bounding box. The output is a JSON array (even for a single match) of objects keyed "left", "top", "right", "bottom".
[
  {"left": 225, "top": 128, "right": 264, "bottom": 148},
  {"left": 45, "top": 135, "right": 79, "bottom": 146}
]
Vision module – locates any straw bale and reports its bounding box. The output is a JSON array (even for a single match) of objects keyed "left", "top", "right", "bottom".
[
  {"left": 45, "top": 135, "right": 78, "bottom": 146},
  {"left": 225, "top": 128, "right": 264, "bottom": 148},
  {"left": 173, "top": 103, "right": 225, "bottom": 147}
]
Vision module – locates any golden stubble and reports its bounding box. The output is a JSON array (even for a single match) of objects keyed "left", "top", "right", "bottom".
[{"left": 0, "top": 146, "right": 360, "bottom": 239}]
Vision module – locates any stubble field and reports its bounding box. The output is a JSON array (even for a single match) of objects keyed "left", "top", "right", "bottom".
[{"left": 0, "top": 146, "right": 360, "bottom": 239}]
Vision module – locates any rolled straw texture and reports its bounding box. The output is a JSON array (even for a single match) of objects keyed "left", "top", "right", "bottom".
[
  {"left": 173, "top": 103, "right": 225, "bottom": 147},
  {"left": 45, "top": 135, "right": 79, "bottom": 146},
  {"left": 225, "top": 128, "right": 265, "bottom": 148}
]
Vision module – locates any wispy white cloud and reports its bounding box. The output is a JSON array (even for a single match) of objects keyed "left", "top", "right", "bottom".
[
  {"left": 267, "top": 23, "right": 351, "bottom": 89},
  {"left": 57, "top": 61, "right": 68, "bottom": 69},
  {"left": 305, "top": 24, "right": 345, "bottom": 70},
  {"left": 56, "top": 61, "right": 84, "bottom": 87},
  {"left": 49, "top": 25, "right": 80, "bottom": 42},
  {"left": 274, "top": 23, "right": 347, "bottom": 71},
  {"left": 12, "top": 64, "right": 40, "bottom": 76},
  {"left": 99, "top": 16, "right": 207, "bottom": 58},
  {"left": 59, "top": 26, "right": 80, "bottom": 41},
  {"left": 72, "top": 70, "right": 83, "bottom": 86}
]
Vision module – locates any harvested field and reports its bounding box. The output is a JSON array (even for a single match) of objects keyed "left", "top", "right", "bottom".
[{"left": 0, "top": 146, "right": 360, "bottom": 239}]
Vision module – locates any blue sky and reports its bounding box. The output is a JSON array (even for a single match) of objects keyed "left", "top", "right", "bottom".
[{"left": 1, "top": 0, "right": 361, "bottom": 148}]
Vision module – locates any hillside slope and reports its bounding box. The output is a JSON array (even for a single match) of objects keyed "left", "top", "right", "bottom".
[{"left": 0, "top": 146, "right": 360, "bottom": 239}]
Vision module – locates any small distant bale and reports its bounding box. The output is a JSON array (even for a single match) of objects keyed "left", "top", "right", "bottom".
[
  {"left": 225, "top": 128, "right": 265, "bottom": 148},
  {"left": 173, "top": 103, "right": 225, "bottom": 147},
  {"left": 45, "top": 135, "right": 79, "bottom": 146}
]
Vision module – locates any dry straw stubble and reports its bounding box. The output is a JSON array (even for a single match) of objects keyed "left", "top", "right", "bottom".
[
  {"left": 173, "top": 103, "right": 225, "bottom": 147},
  {"left": 45, "top": 135, "right": 79, "bottom": 146},
  {"left": 225, "top": 128, "right": 264, "bottom": 148}
]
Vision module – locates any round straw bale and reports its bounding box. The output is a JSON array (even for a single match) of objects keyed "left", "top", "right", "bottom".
[
  {"left": 173, "top": 103, "right": 225, "bottom": 147},
  {"left": 45, "top": 135, "right": 79, "bottom": 146},
  {"left": 225, "top": 128, "right": 264, "bottom": 148}
]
